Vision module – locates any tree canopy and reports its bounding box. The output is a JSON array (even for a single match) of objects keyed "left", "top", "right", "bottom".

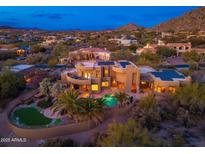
[{"left": 0, "top": 70, "right": 25, "bottom": 99}]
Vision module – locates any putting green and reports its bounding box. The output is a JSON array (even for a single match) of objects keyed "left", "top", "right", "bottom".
[{"left": 12, "top": 107, "right": 53, "bottom": 127}]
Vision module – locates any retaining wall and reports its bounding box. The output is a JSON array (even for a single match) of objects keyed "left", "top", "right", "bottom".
[{"left": 6, "top": 90, "right": 134, "bottom": 139}]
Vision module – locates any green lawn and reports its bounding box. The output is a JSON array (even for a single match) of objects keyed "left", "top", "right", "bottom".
[{"left": 13, "top": 107, "right": 52, "bottom": 126}]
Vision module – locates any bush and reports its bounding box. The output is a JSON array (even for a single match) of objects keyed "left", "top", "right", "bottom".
[
  {"left": 171, "top": 131, "right": 186, "bottom": 147},
  {"left": 30, "top": 45, "right": 46, "bottom": 54},
  {"left": 156, "top": 47, "right": 177, "bottom": 58},
  {"left": 0, "top": 51, "right": 17, "bottom": 61},
  {"left": 97, "top": 119, "right": 162, "bottom": 147},
  {"left": 132, "top": 95, "right": 161, "bottom": 130},
  {"left": 182, "top": 50, "right": 201, "bottom": 63},
  {"left": 0, "top": 70, "right": 26, "bottom": 99},
  {"left": 37, "top": 100, "right": 53, "bottom": 109}
]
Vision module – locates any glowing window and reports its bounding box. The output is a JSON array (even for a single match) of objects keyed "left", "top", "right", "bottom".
[
  {"left": 141, "top": 81, "right": 146, "bottom": 85},
  {"left": 102, "top": 81, "right": 109, "bottom": 87},
  {"left": 84, "top": 72, "right": 91, "bottom": 79},
  {"left": 91, "top": 84, "right": 98, "bottom": 91},
  {"left": 96, "top": 71, "right": 100, "bottom": 78},
  {"left": 157, "top": 87, "right": 161, "bottom": 93},
  {"left": 168, "top": 87, "right": 176, "bottom": 93},
  {"left": 104, "top": 68, "right": 109, "bottom": 76}
]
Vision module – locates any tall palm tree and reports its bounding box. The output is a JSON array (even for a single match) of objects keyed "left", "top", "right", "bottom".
[
  {"left": 79, "top": 98, "right": 104, "bottom": 124},
  {"left": 114, "top": 92, "right": 129, "bottom": 107},
  {"left": 52, "top": 90, "right": 105, "bottom": 123},
  {"left": 52, "top": 90, "right": 83, "bottom": 122}
]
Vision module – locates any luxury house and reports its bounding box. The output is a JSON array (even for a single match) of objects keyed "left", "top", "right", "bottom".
[
  {"left": 166, "top": 42, "right": 192, "bottom": 56},
  {"left": 69, "top": 47, "right": 111, "bottom": 61},
  {"left": 61, "top": 60, "right": 140, "bottom": 94},
  {"left": 136, "top": 40, "right": 192, "bottom": 56},
  {"left": 59, "top": 47, "right": 111, "bottom": 64}
]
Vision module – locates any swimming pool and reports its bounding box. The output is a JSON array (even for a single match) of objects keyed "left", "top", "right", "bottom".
[
  {"left": 10, "top": 105, "right": 61, "bottom": 128},
  {"left": 102, "top": 94, "right": 118, "bottom": 107}
]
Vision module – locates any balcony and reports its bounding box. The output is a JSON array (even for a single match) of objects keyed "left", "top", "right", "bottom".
[{"left": 65, "top": 73, "right": 91, "bottom": 85}]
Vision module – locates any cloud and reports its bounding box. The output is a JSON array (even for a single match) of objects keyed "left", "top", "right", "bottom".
[{"left": 31, "top": 12, "right": 75, "bottom": 20}]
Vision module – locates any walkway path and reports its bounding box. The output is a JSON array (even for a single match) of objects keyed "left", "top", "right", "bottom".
[{"left": 0, "top": 89, "right": 39, "bottom": 147}]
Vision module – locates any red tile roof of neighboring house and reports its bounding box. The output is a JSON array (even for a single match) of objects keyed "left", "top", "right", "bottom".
[
  {"left": 78, "top": 47, "right": 110, "bottom": 53},
  {"left": 166, "top": 42, "right": 191, "bottom": 47}
]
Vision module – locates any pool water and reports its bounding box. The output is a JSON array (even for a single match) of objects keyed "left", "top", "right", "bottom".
[
  {"left": 102, "top": 94, "right": 118, "bottom": 107},
  {"left": 10, "top": 106, "right": 61, "bottom": 128}
]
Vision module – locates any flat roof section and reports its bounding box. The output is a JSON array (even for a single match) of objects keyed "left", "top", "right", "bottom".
[
  {"left": 119, "top": 61, "right": 131, "bottom": 68},
  {"left": 10, "top": 64, "right": 34, "bottom": 73},
  {"left": 175, "top": 64, "right": 189, "bottom": 68},
  {"left": 139, "top": 66, "right": 156, "bottom": 74},
  {"left": 97, "top": 61, "right": 115, "bottom": 66},
  {"left": 151, "top": 69, "right": 185, "bottom": 81}
]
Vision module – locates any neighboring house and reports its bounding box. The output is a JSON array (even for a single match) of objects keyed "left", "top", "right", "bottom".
[
  {"left": 161, "top": 31, "right": 173, "bottom": 38},
  {"left": 61, "top": 60, "right": 140, "bottom": 94},
  {"left": 10, "top": 64, "right": 34, "bottom": 73},
  {"left": 109, "top": 36, "right": 138, "bottom": 46},
  {"left": 166, "top": 42, "right": 191, "bottom": 56},
  {"left": 59, "top": 57, "right": 71, "bottom": 65},
  {"left": 136, "top": 40, "right": 192, "bottom": 56},
  {"left": 16, "top": 49, "right": 26, "bottom": 56},
  {"left": 0, "top": 44, "right": 18, "bottom": 51},
  {"left": 41, "top": 36, "right": 60, "bottom": 46},
  {"left": 136, "top": 43, "right": 158, "bottom": 55},
  {"left": 68, "top": 47, "right": 111, "bottom": 61}
]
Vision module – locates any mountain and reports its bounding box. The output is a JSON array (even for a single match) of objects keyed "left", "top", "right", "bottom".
[
  {"left": 116, "top": 23, "right": 141, "bottom": 31},
  {"left": 154, "top": 7, "right": 205, "bottom": 32},
  {"left": 0, "top": 25, "right": 14, "bottom": 29}
]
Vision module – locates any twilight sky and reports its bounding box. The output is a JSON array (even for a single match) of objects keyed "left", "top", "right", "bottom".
[{"left": 0, "top": 6, "right": 198, "bottom": 30}]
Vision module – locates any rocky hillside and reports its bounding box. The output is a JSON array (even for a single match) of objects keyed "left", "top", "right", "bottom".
[
  {"left": 116, "top": 23, "right": 141, "bottom": 31},
  {"left": 154, "top": 7, "right": 205, "bottom": 32}
]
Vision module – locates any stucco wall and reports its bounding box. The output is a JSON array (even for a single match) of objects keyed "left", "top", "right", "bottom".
[
  {"left": 6, "top": 117, "right": 97, "bottom": 139},
  {"left": 6, "top": 89, "right": 134, "bottom": 139}
]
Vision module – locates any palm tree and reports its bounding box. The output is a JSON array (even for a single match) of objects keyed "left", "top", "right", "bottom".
[
  {"left": 52, "top": 90, "right": 83, "bottom": 122},
  {"left": 52, "top": 90, "right": 105, "bottom": 123},
  {"left": 114, "top": 92, "right": 129, "bottom": 107},
  {"left": 79, "top": 97, "right": 104, "bottom": 124}
]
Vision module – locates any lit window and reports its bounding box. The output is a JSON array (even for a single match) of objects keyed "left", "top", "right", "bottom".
[
  {"left": 141, "top": 81, "right": 146, "bottom": 85},
  {"left": 104, "top": 68, "right": 109, "bottom": 76},
  {"left": 102, "top": 81, "right": 109, "bottom": 87},
  {"left": 84, "top": 72, "right": 91, "bottom": 79},
  {"left": 112, "top": 80, "right": 117, "bottom": 87},
  {"left": 161, "top": 87, "right": 166, "bottom": 92},
  {"left": 168, "top": 87, "right": 176, "bottom": 93},
  {"left": 96, "top": 71, "right": 100, "bottom": 78},
  {"left": 157, "top": 87, "right": 161, "bottom": 93},
  {"left": 91, "top": 84, "right": 98, "bottom": 91}
]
